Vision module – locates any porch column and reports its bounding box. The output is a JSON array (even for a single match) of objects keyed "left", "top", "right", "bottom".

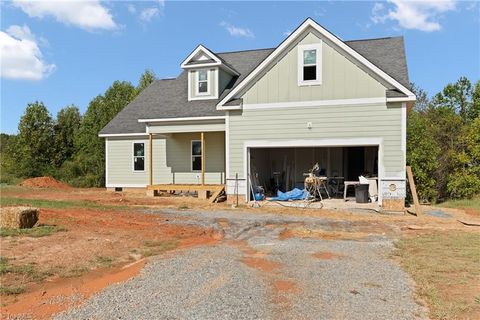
[
  {"left": 201, "top": 132, "right": 205, "bottom": 185},
  {"left": 149, "top": 133, "right": 153, "bottom": 186}
]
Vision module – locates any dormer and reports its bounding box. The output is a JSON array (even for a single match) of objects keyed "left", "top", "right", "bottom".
[{"left": 181, "top": 45, "right": 239, "bottom": 101}]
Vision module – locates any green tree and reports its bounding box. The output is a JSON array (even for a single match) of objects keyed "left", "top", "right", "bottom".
[
  {"left": 411, "top": 83, "right": 429, "bottom": 111},
  {"left": 407, "top": 110, "right": 441, "bottom": 201},
  {"left": 53, "top": 105, "right": 81, "bottom": 167},
  {"left": 15, "top": 101, "right": 55, "bottom": 177},
  {"left": 70, "top": 81, "right": 138, "bottom": 186},
  {"left": 136, "top": 69, "right": 157, "bottom": 94},
  {"left": 431, "top": 77, "right": 476, "bottom": 122},
  {"left": 447, "top": 116, "right": 480, "bottom": 199},
  {"left": 0, "top": 134, "right": 19, "bottom": 184}
]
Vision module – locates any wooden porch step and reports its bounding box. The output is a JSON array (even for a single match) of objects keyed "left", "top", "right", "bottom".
[{"left": 146, "top": 184, "right": 225, "bottom": 202}]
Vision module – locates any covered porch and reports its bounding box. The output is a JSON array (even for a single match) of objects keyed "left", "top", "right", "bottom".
[{"left": 142, "top": 116, "right": 226, "bottom": 202}]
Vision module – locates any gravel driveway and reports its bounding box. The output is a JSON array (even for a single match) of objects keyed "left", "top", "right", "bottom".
[{"left": 57, "top": 209, "right": 427, "bottom": 320}]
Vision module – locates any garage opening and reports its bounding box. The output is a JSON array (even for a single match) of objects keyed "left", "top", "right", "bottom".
[{"left": 249, "top": 146, "right": 378, "bottom": 200}]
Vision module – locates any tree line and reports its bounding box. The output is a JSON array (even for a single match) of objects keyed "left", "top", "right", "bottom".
[
  {"left": 1, "top": 70, "right": 156, "bottom": 187},
  {"left": 408, "top": 77, "right": 479, "bottom": 201},
  {"left": 1, "top": 75, "right": 479, "bottom": 202}
]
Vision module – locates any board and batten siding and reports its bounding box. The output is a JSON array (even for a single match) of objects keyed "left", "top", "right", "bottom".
[
  {"left": 242, "top": 32, "right": 386, "bottom": 104},
  {"left": 106, "top": 132, "right": 225, "bottom": 187}
]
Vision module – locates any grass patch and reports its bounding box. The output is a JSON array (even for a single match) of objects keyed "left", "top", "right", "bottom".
[
  {"left": 92, "top": 256, "right": 115, "bottom": 267},
  {"left": 0, "top": 257, "right": 9, "bottom": 274},
  {"left": 395, "top": 232, "right": 480, "bottom": 319},
  {"left": 0, "top": 225, "right": 66, "bottom": 238},
  {"left": 62, "top": 266, "right": 89, "bottom": 278},
  {"left": 437, "top": 196, "right": 480, "bottom": 211},
  {"left": 0, "top": 286, "right": 25, "bottom": 295},
  {"left": 0, "top": 197, "right": 129, "bottom": 211},
  {"left": 0, "top": 258, "right": 52, "bottom": 282},
  {"left": 141, "top": 239, "right": 179, "bottom": 257},
  {"left": 178, "top": 203, "right": 189, "bottom": 210}
]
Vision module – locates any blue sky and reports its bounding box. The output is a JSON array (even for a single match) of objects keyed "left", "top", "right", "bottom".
[{"left": 1, "top": 0, "right": 479, "bottom": 134}]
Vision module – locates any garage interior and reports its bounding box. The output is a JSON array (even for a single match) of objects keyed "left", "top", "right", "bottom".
[{"left": 249, "top": 146, "right": 379, "bottom": 200}]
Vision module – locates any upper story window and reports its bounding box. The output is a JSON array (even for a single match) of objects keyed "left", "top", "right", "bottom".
[
  {"left": 297, "top": 43, "right": 322, "bottom": 86},
  {"left": 197, "top": 70, "right": 209, "bottom": 95}
]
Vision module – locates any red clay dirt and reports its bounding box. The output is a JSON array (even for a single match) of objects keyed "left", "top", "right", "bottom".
[
  {"left": 0, "top": 206, "right": 221, "bottom": 319},
  {"left": 312, "top": 251, "right": 341, "bottom": 260},
  {"left": 273, "top": 280, "right": 298, "bottom": 293},
  {"left": 2, "top": 259, "right": 146, "bottom": 319},
  {"left": 19, "top": 176, "right": 71, "bottom": 189}
]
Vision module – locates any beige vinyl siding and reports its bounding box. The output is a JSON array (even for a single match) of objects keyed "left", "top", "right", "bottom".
[
  {"left": 242, "top": 32, "right": 386, "bottom": 104},
  {"left": 107, "top": 132, "right": 225, "bottom": 186},
  {"left": 189, "top": 68, "right": 218, "bottom": 99},
  {"left": 228, "top": 102, "right": 404, "bottom": 180}
]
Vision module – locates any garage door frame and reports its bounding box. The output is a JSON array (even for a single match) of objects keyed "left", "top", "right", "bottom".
[{"left": 244, "top": 137, "right": 384, "bottom": 203}]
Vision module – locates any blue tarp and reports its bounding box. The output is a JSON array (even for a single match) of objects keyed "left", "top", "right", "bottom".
[{"left": 270, "top": 188, "right": 307, "bottom": 201}]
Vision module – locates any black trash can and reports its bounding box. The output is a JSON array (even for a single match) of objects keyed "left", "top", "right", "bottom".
[{"left": 355, "top": 184, "right": 369, "bottom": 203}]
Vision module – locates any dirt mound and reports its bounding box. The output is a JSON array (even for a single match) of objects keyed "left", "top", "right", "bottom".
[{"left": 20, "top": 177, "right": 71, "bottom": 189}]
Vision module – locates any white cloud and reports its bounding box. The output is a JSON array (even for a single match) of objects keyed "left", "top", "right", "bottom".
[
  {"left": 140, "top": 7, "right": 159, "bottom": 22},
  {"left": 371, "top": 0, "right": 457, "bottom": 32},
  {"left": 220, "top": 21, "right": 254, "bottom": 38},
  {"left": 0, "top": 25, "right": 56, "bottom": 80},
  {"left": 127, "top": 0, "right": 164, "bottom": 23},
  {"left": 127, "top": 4, "right": 136, "bottom": 14},
  {"left": 12, "top": 0, "right": 117, "bottom": 31},
  {"left": 283, "top": 30, "right": 292, "bottom": 37}
]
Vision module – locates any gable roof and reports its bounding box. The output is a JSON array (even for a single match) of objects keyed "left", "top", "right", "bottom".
[
  {"left": 217, "top": 18, "right": 415, "bottom": 108},
  {"left": 100, "top": 19, "right": 413, "bottom": 136}
]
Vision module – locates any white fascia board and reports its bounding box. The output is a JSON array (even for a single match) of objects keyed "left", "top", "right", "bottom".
[
  {"left": 386, "top": 96, "right": 416, "bottom": 102},
  {"left": 138, "top": 116, "right": 226, "bottom": 123},
  {"left": 217, "top": 105, "right": 242, "bottom": 111},
  {"left": 183, "top": 62, "right": 239, "bottom": 76},
  {"left": 181, "top": 45, "right": 221, "bottom": 68},
  {"left": 98, "top": 133, "right": 147, "bottom": 138},
  {"left": 242, "top": 97, "right": 386, "bottom": 110},
  {"left": 216, "top": 18, "right": 415, "bottom": 108},
  {"left": 182, "top": 62, "right": 222, "bottom": 69}
]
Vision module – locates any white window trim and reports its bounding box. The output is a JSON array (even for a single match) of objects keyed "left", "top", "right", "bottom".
[
  {"left": 132, "top": 141, "right": 146, "bottom": 173},
  {"left": 191, "top": 140, "right": 202, "bottom": 172},
  {"left": 298, "top": 42, "right": 322, "bottom": 86},
  {"left": 195, "top": 69, "right": 210, "bottom": 96}
]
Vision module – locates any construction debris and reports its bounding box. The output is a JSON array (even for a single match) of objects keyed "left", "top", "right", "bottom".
[{"left": 0, "top": 206, "right": 39, "bottom": 229}]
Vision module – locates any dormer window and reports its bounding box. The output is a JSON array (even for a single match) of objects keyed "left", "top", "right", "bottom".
[
  {"left": 182, "top": 45, "right": 239, "bottom": 101},
  {"left": 197, "top": 70, "right": 209, "bottom": 94},
  {"left": 298, "top": 43, "right": 322, "bottom": 86}
]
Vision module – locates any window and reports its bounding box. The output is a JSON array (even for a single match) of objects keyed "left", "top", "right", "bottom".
[
  {"left": 197, "top": 70, "right": 209, "bottom": 94},
  {"left": 303, "top": 49, "right": 317, "bottom": 81},
  {"left": 191, "top": 140, "right": 202, "bottom": 171},
  {"left": 298, "top": 43, "right": 322, "bottom": 86},
  {"left": 133, "top": 143, "right": 145, "bottom": 171}
]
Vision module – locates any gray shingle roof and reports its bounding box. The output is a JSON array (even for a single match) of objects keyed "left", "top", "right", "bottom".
[
  {"left": 100, "top": 37, "right": 409, "bottom": 135},
  {"left": 345, "top": 36, "right": 410, "bottom": 88}
]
